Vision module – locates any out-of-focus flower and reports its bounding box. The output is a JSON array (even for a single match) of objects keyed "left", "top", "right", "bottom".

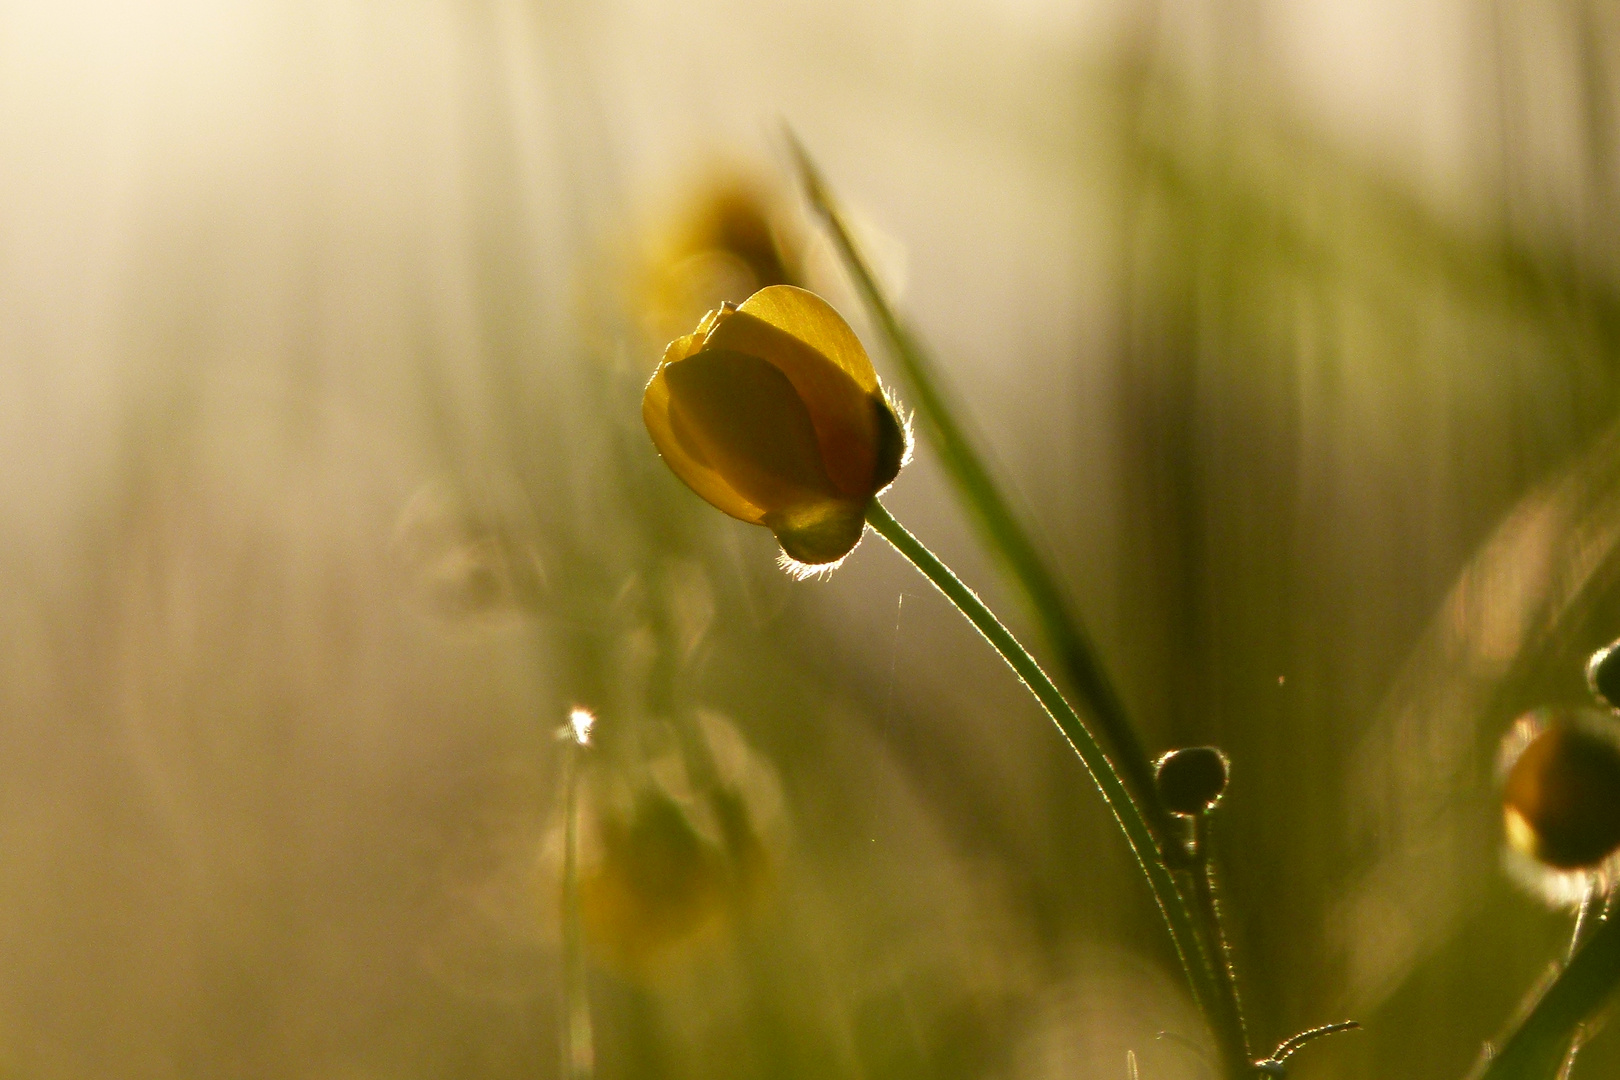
[
  {"left": 643, "top": 285, "right": 908, "bottom": 569},
  {"left": 1499, "top": 708, "right": 1620, "bottom": 902},
  {"left": 578, "top": 785, "right": 768, "bottom": 974},
  {"left": 641, "top": 178, "right": 802, "bottom": 343},
  {"left": 577, "top": 713, "right": 778, "bottom": 976},
  {"left": 1587, "top": 638, "right": 1620, "bottom": 711}
]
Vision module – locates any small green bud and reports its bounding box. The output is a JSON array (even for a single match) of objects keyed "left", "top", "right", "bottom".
[{"left": 1154, "top": 746, "right": 1230, "bottom": 815}]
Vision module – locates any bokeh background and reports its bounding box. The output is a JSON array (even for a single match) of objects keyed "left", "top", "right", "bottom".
[{"left": 2, "top": 0, "right": 1620, "bottom": 1077}]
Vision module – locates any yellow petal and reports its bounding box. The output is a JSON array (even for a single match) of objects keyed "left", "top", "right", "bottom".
[
  {"left": 738, "top": 285, "right": 879, "bottom": 393},
  {"left": 662, "top": 329, "right": 706, "bottom": 366},
  {"left": 643, "top": 362, "right": 766, "bottom": 524},
  {"left": 701, "top": 299, "right": 878, "bottom": 498},
  {"left": 663, "top": 349, "right": 844, "bottom": 517}
]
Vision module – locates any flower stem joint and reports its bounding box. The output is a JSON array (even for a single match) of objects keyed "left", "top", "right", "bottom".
[{"left": 643, "top": 286, "right": 909, "bottom": 570}]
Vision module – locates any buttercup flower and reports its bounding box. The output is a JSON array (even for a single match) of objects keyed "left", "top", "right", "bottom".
[
  {"left": 1587, "top": 637, "right": 1620, "bottom": 711},
  {"left": 643, "top": 285, "right": 908, "bottom": 569},
  {"left": 1497, "top": 707, "right": 1620, "bottom": 909}
]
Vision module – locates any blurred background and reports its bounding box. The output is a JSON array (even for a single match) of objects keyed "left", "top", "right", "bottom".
[{"left": 2, "top": 0, "right": 1620, "bottom": 1077}]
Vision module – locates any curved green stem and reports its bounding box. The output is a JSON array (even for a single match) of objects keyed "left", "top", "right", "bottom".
[
  {"left": 788, "top": 132, "right": 1171, "bottom": 846},
  {"left": 865, "top": 500, "right": 1249, "bottom": 1078},
  {"left": 1474, "top": 885, "right": 1620, "bottom": 1080}
]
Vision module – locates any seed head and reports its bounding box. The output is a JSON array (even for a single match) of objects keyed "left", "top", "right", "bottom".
[{"left": 1154, "top": 746, "right": 1230, "bottom": 815}]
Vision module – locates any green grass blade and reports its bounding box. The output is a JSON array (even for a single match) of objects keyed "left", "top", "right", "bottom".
[
  {"left": 785, "top": 132, "right": 1170, "bottom": 844},
  {"left": 1474, "top": 911, "right": 1620, "bottom": 1080}
]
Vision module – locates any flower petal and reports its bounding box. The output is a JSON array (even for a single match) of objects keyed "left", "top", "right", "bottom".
[
  {"left": 738, "top": 285, "right": 879, "bottom": 393},
  {"left": 663, "top": 329, "right": 707, "bottom": 366},
  {"left": 662, "top": 349, "right": 844, "bottom": 517},
  {"left": 643, "top": 362, "right": 767, "bottom": 524},
  {"left": 702, "top": 298, "right": 879, "bottom": 498}
]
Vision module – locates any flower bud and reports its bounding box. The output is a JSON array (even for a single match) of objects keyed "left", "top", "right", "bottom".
[
  {"left": 1154, "top": 746, "right": 1229, "bottom": 815},
  {"left": 1502, "top": 709, "right": 1620, "bottom": 870},
  {"left": 643, "top": 285, "right": 908, "bottom": 568},
  {"left": 576, "top": 713, "right": 778, "bottom": 976},
  {"left": 1587, "top": 639, "right": 1620, "bottom": 711}
]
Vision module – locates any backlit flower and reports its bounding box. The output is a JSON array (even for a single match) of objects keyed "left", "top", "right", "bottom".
[
  {"left": 643, "top": 285, "right": 908, "bottom": 569},
  {"left": 1587, "top": 637, "right": 1620, "bottom": 711}
]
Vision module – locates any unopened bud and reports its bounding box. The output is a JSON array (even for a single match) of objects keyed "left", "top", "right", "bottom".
[{"left": 1154, "top": 746, "right": 1230, "bottom": 815}]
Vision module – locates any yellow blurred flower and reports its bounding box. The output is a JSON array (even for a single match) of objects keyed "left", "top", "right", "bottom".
[
  {"left": 643, "top": 285, "right": 908, "bottom": 569},
  {"left": 641, "top": 179, "right": 802, "bottom": 343},
  {"left": 1499, "top": 708, "right": 1620, "bottom": 904},
  {"left": 578, "top": 785, "right": 768, "bottom": 974}
]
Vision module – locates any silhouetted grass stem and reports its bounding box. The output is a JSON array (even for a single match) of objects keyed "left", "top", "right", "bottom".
[
  {"left": 1474, "top": 895, "right": 1620, "bottom": 1080},
  {"left": 1191, "top": 814, "right": 1251, "bottom": 1064}
]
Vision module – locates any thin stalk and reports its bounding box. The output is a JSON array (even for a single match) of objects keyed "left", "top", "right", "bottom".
[
  {"left": 1474, "top": 886, "right": 1620, "bottom": 1080},
  {"left": 1553, "top": 883, "right": 1604, "bottom": 1079},
  {"left": 1191, "top": 814, "right": 1251, "bottom": 1062},
  {"left": 1569, "top": 884, "right": 1600, "bottom": 963},
  {"left": 789, "top": 133, "right": 1171, "bottom": 845},
  {"left": 561, "top": 730, "right": 595, "bottom": 1080},
  {"left": 864, "top": 500, "right": 1249, "bottom": 1078}
]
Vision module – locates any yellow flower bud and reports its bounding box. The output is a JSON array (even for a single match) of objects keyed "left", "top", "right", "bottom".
[
  {"left": 643, "top": 285, "right": 908, "bottom": 568},
  {"left": 575, "top": 713, "right": 779, "bottom": 977},
  {"left": 1587, "top": 638, "right": 1620, "bottom": 711}
]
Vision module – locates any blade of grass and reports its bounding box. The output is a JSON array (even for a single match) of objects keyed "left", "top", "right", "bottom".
[
  {"left": 1474, "top": 905, "right": 1620, "bottom": 1080},
  {"left": 784, "top": 132, "right": 1170, "bottom": 845},
  {"left": 864, "top": 500, "right": 1248, "bottom": 1079}
]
